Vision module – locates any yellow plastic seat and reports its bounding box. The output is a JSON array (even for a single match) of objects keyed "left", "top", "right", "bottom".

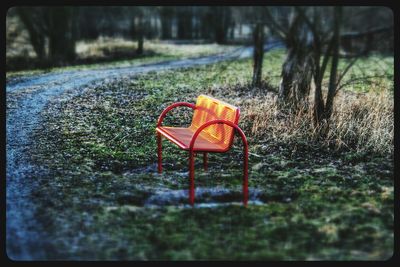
[{"left": 156, "top": 95, "right": 239, "bottom": 152}]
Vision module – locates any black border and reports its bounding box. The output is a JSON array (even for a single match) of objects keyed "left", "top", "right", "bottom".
[{"left": 2, "top": 0, "right": 398, "bottom": 265}]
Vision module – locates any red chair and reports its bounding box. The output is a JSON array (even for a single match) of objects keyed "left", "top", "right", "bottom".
[{"left": 156, "top": 95, "right": 248, "bottom": 206}]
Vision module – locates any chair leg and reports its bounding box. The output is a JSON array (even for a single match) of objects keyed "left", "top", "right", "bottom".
[
  {"left": 189, "top": 151, "right": 195, "bottom": 206},
  {"left": 157, "top": 132, "right": 162, "bottom": 173},
  {"left": 203, "top": 153, "right": 208, "bottom": 171}
]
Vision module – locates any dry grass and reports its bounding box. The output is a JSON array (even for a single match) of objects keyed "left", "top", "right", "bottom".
[
  {"left": 211, "top": 83, "right": 393, "bottom": 155},
  {"left": 328, "top": 88, "right": 393, "bottom": 154}
]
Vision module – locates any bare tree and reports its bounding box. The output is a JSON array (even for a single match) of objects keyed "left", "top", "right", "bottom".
[
  {"left": 295, "top": 7, "right": 345, "bottom": 124},
  {"left": 137, "top": 13, "right": 144, "bottom": 55},
  {"left": 126, "top": 7, "right": 146, "bottom": 55},
  {"left": 15, "top": 7, "right": 47, "bottom": 60},
  {"left": 16, "top": 7, "right": 76, "bottom": 63},
  {"left": 199, "top": 7, "right": 213, "bottom": 40},
  {"left": 213, "top": 6, "right": 231, "bottom": 44},
  {"left": 176, "top": 6, "right": 193, "bottom": 39},
  {"left": 252, "top": 22, "right": 264, "bottom": 88},
  {"left": 159, "top": 6, "right": 173, "bottom": 39},
  {"left": 47, "top": 7, "right": 77, "bottom": 62},
  {"left": 264, "top": 7, "right": 314, "bottom": 108},
  {"left": 263, "top": 6, "right": 393, "bottom": 127},
  {"left": 296, "top": 6, "right": 381, "bottom": 125},
  {"left": 324, "top": 7, "right": 342, "bottom": 121}
]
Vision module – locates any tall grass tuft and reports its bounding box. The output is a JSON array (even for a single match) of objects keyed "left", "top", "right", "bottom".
[{"left": 214, "top": 84, "right": 393, "bottom": 155}]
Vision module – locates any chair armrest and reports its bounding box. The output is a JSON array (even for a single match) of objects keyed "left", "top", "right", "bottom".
[
  {"left": 189, "top": 119, "right": 248, "bottom": 151},
  {"left": 157, "top": 102, "right": 196, "bottom": 127}
]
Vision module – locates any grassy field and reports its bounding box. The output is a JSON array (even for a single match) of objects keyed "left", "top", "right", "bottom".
[{"left": 29, "top": 49, "right": 393, "bottom": 260}]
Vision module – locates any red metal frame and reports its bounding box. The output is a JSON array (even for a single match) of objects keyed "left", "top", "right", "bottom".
[
  {"left": 188, "top": 119, "right": 248, "bottom": 206},
  {"left": 156, "top": 100, "right": 249, "bottom": 207},
  {"left": 156, "top": 102, "right": 195, "bottom": 173}
]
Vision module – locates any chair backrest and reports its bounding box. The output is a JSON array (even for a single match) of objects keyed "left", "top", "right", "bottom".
[{"left": 190, "top": 95, "right": 240, "bottom": 150}]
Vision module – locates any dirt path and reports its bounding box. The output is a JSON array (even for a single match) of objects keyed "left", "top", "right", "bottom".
[{"left": 6, "top": 41, "right": 283, "bottom": 260}]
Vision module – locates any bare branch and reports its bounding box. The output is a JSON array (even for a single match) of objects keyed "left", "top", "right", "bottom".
[
  {"left": 336, "top": 57, "right": 359, "bottom": 90},
  {"left": 335, "top": 75, "right": 389, "bottom": 93},
  {"left": 340, "top": 25, "right": 393, "bottom": 38},
  {"left": 262, "top": 7, "right": 287, "bottom": 39},
  {"left": 295, "top": 7, "right": 318, "bottom": 38},
  {"left": 319, "top": 36, "right": 335, "bottom": 84}
]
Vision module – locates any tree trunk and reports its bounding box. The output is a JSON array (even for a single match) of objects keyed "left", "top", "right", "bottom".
[
  {"left": 324, "top": 7, "right": 342, "bottom": 120},
  {"left": 193, "top": 15, "right": 199, "bottom": 39},
  {"left": 16, "top": 8, "right": 46, "bottom": 60},
  {"left": 278, "top": 13, "right": 313, "bottom": 109},
  {"left": 176, "top": 7, "right": 192, "bottom": 39},
  {"left": 137, "top": 16, "right": 144, "bottom": 55},
  {"left": 252, "top": 23, "right": 264, "bottom": 88},
  {"left": 185, "top": 7, "right": 193, "bottom": 39},
  {"left": 313, "top": 52, "right": 325, "bottom": 125},
  {"left": 160, "top": 14, "right": 172, "bottom": 39},
  {"left": 313, "top": 80, "right": 325, "bottom": 125},
  {"left": 48, "top": 7, "right": 76, "bottom": 63},
  {"left": 200, "top": 9, "right": 212, "bottom": 40},
  {"left": 294, "top": 48, "right": 313, "bottom": 105},
  {"left": 279, "top": 40, "right": 313, "bottom": 107},
  {"left": 278, "top": 46, "right": 294, "bottom": 101},
  {"left": 229, "top": 22, "right": 235, "bottom": 40},
  {"left": 214, "top": 7, "right": 230, "bottom": 44},
  {"left": 130, "top": 16, "right": 136, "bottom": 38}
]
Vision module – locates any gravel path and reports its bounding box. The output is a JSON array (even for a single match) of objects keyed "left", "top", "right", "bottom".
[{"left": 6, "top": 41, "right": 283, "bottom": 260}]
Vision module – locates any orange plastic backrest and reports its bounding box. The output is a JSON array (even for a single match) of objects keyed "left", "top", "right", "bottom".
[{"left": 189, "top": 95, "right": 240, "bottom": 150}]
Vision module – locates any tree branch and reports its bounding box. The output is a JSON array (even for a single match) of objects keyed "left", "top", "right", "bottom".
[
  {"left": 340, "top": 25, "right": 393, "bottom": 39},
  {"left": 335, "top": 57, "right": 359, "bottom": 90},
  {"left": 295, "top": 7, "right": 318, "bottom": 38},
  {"left": 262, "top": 7, "right": 288, "bottom": 39},
  {"left": 335, "top": 75, "right": 389, "bottom": 94},
  {"left": 319, "top": 36, "right": 335, "bottom": 84}
]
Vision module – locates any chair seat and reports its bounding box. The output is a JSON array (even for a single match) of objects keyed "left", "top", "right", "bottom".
[{"left": 156, "top": 126, "right": 228, "bottom": 152}]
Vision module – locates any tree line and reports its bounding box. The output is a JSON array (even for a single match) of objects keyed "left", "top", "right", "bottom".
[{"left": 10, "top": 6, "right": 239, "bottom": 63}]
